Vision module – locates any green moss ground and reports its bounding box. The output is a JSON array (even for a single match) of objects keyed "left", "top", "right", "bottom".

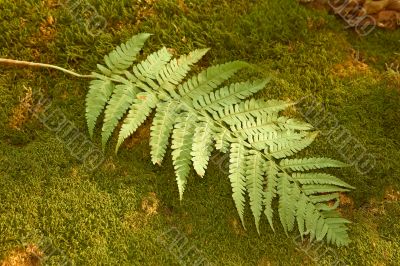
[{"left": 0, "top": 0, "right": 399, "bottom": 265}]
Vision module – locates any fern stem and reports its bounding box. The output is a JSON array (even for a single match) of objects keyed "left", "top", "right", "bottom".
[{"left": 0, "top": 58, "right": 94, "bottom": 78}]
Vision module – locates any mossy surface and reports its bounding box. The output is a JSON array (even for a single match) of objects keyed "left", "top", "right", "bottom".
[{"left": 0, "top": 0, "right": 399, "bottom": 265}]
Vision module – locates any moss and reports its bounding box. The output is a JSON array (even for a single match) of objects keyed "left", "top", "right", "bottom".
[{"left": 1, "top": 0, "right": 399, "bottom": 264}]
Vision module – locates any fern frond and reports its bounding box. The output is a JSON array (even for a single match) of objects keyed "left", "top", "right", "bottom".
[
  {"left": 245, "top": 150, "right": 265, "bottom": 233},
  {"left": 171, "top": 112, "right": 198, "bottom": 200},
  {"left": 247, "top": 130, "right": 308, "bottom": 151},
  {"left": 281, "top": 118, "right": 313, "bottom": 131},
  {"left": 87, "top": 35, "right": 355, "bottom": 246},
  {"left": 213, "top": 98, "right": 292, "bottom": 124},
  {"left": 304, "top": 204, "right": 351, "bottom": 246},
  {"left": 302, "top": 184, "right": 350, "bottom": 195},
  {"left": 305, "top": 201, "right": 320, "bottom": 241},
  {"left": 293, "top": 173, "right": 354, "bottom": 189},
  {"left": 98, "top": 33, "right": 151, "bottom": 76},
  {"left": 86, "top": 78, "right": 115, "bottom": 137},
  {"left": 101, "top": 84, "right": 139, "bottom": 148},
  {"left": 263, "top": 160, "right": 278, "bottom": 231},
  {"left": 229, "top": 142, "right": 248, "bottom": 226},
  {"left": 309, "top": 193, "right": 340, "bottom": 204},
  {"left": 191, "top": 119, "right": 215, "bottom": 177},
  {"left": 177, "top": 61, "right": 248, "bottom": 100},
  {"left": 87, "top": 46, "right": 170, "bottom": 139},
  {"left": 296, "top": 193, "right": 308, "bottom": 240},
  {"left": 229, "top": 114, "right": 280, "bottom": 137},
  {"left": 277, "top": 173, "right": 299, "bottom": 234},
  {"left": 193, "top": 79, "right": 270, "bottom": 112},
  {"left": 116, "top": 92, "right": 158, "bottom": 151},
  {"left": 277, "top": 174, "right": 347, "bottom": 243},
  {"left": 128, "top": 47, "right": 173, "bottom": 82},
  {"left": 322, "top": 210, "right": 351, "bottom": 246},
  {"left": 229, "top": 115, "right": 312, "bottom": 139},
  {"left": 214, "top": 127, "right": 232, "bottom": 153},
  {"left": 150, "top": 101, "right": 180, "bottom": 165},
  {"left": 268, "top": 132, "right": 318, "bottom": 159},
  {"left": 157, "top": 49, "right": 209, "bottom": 93},
  {"left": 279, "top": 157, "right": 349, "bottom": 171}
]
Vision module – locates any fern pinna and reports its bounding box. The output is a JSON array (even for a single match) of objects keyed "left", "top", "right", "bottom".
[{"left": 85, "top": 33, "right": 354, "bottom": 246}]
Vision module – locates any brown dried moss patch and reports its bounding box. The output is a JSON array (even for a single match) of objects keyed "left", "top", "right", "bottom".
[
  {"left": 8, "top": 86, "right": 34, "bottom": 130},
  {"left": 1, "top": 245, "right": 43, "bottom": 266}
]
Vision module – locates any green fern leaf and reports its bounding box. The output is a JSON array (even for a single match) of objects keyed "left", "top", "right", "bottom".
[
  {"left": 304, "top": 205, "right": 351, "bottom": 246},
  {"left": 86, "top": 35, "right": 355, "bottom": 246},
  {"left": 323, "top": 210, "right": 351, "bottom": 246},
  {"left": 86, "top": 78, "right": 115, "bottom": 137},
  {"left": 193, "top": 79, "right": 270, "bottom": 112},
  {"left": 248, "top": 130, "right": 308, "bottom": 151},
  {"left": 214, "top": 98, "right": 292, "bottom": 125},
  {"left": 177, "top": 61, "right": 248, "bottom": 100},
  {"left": 309, "top": 193, "right": 340, "bottom": 204},
  {"left": 280, "top": 118, "right": 313, "bottom": 131},
  {"left": 229, "top": 114, "right": 280, "bottom": 137},
  {"left": 171, "top": 112, "right": 197, "bottom": 200},
  {"left": 279, "top": 157, "right": 349, "bottom": 171},
  {"left": 129, "top": 47, "right": 173, "bottom": 83},
  {"left": 191, "top": 120, "right": 215, "bottom": 177},
  {"left": 263, "top": 160, "right": 278, "bottom": 231},
  {"left": 116, "top": 92, "right": 158, "bottom": 151},
  {"left": 293, "top": 173, "right": 354, "bottom": 189},
  {"left": 101, "top": 84, "right": 140, "bottom": 148},
  {"left": 277, "top": 174, "right": 299, "bottom": 234},
  {"left": 150, "top": 101, "right": 180, "bottom": 165},
  {"left": 305, "top": 202, "right": 320, "bottom": 241},
  {"left": 296, "top": 193, "right": 308, "bottom": 240},
  {"left": 98, "top": 48, "right": 174, "bottom": 147},
  {"left": 230, "top": 116, "right": 312, "bottom": 141},
  {"left": 302, "top": 184, "right": 350, "bottom": 195},
  {"left": 269, "top": 132, "right": 318, "bottom": 159},
  {"left": 214, "top": 127, "right": 232, "bottom": 153},
  {"left": 229, "top": 142, "right": 248, "bottom": 226},
  {"left": 245, "top": 150, "right": 265, "bottom": 233},
  {"left": 315, "top": 201, "right": 340, "bottom": 211},
  {"left": 316, "top": 215, "right": 329, "bottom": 241},
  {"left": 98, "top": 33, "right": 151, "bottom": 75},
  {"left": 157, "top": 48, "right": 209, "bottom": 86}
]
